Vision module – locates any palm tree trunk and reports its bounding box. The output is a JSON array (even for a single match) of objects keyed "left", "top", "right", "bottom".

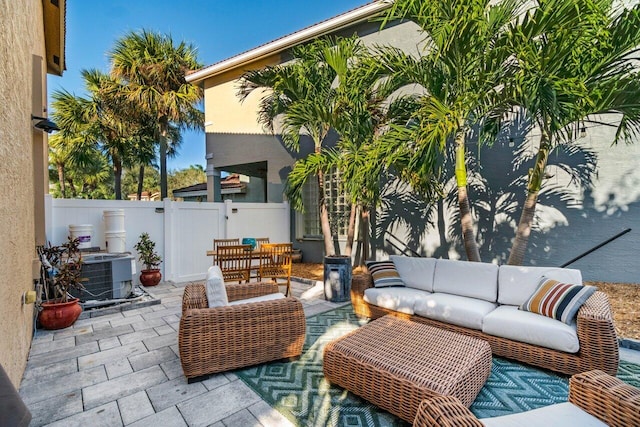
[
  {"left": 57, "top": 164, "right": 66, "bottom": 198},
  {"left": 454, "top": 130, "right": 481, "bottom": 262},
  {"left": 359, "top": 207, "right": 371, "bottom": 266},
  {"left": 344, "top": 203, "right": 357, "bottom": 257},
  {"left": 159, "top": 122, "right": 168, "bottom": 200},
  {"left": 137, "top": 165, "right": 145, "bottom": 200},
  {"left": 318, "top": 170, "right": 335, "bottom": 256},
  {"left": 68, "top": 177, "right": 77, "bottom": 198},
  {"left": 113, "top": 155, "right": 123, "bottom": 200},
  {"left": 508, "top": 131, "right": 552, "bottom": 265}
]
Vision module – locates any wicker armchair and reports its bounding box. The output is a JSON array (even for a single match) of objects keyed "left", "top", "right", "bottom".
[
  {"left": 178, "top": 282, "right": 306, "bottom": 382},
  {"left": 413, "top": 370, "right": 640, "bottom": 427}
]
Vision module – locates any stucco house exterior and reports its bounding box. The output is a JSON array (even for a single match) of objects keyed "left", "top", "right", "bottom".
[
  {"left": 187, "top": 0, "right": 640, "bottom": 282},
  {"left": 0, "top": 0, "right": 66, "bottom": 385}
]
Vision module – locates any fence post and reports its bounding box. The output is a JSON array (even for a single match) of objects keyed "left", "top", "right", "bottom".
[{"left": 163, "top": 198, "right": 174, "bottom": 282}]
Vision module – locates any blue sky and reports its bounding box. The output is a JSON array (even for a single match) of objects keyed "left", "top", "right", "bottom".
[{"left": 49, "top": 0, "right": 369, "bottom": 171}]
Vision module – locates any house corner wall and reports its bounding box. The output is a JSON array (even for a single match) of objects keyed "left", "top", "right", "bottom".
[{"left": 0, "top": 0, "right": 47, "bottom": 386}]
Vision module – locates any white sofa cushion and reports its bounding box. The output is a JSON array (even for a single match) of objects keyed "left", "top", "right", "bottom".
[
  {"left": 205, "top": 266, "right": 228, "bottom": 308},
  {"left": 390, "top": 255, "right": 437, "bottom": 292},
  {"left": 481, "top": 402, "right": 606, "bottom": 427},
  {"left": 363, "top": 287, "right": 431, "bottom": 315},
  {"left": 228, "top": 292, "right": 285, "bottom": 306},
  {"left": 483, "top": 305, "right": 580, "bottom": 353},
  {"left": 414, "top": 293, "right": 497, "bottom": 330},
  {"left": 433, "top": 259, "right": 499, "bottom": 302},
  {"left": 498, "top": 265, "right": 583, "bottom": 306}
]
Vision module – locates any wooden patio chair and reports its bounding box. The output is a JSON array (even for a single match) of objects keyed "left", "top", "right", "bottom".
[
  {"left": 255, "top": 237, "right": 270, "bottom": 249},
  {"left": 259, "top": 243, "right": 293, "bottom": 296},
  {"left": 216, "top": 244, "right": 252, "bottom": 283},
  {"left": 211, "top": 238, "right": 240, "bottom": 265}
]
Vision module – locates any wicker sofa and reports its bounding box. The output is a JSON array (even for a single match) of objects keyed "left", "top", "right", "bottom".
[
  {"left": 352, "top": 257, "right": 619, "bottom": 376},
  {"left": 179, "top": 281, "right": 306, "bottom": 381},
  {"left": 413, "top": 370, "right": 640, "bottom": 426}
]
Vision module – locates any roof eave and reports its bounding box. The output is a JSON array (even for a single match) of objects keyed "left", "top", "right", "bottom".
[{"left": 186, "top": 0, "right": 393, "bottom": 83}]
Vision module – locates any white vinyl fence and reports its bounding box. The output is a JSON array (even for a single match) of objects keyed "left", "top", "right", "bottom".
[{"left": 45, "top": 196, "right": 290, "bottom": 284}]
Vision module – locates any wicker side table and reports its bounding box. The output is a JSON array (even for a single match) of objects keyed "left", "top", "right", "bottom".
[{"left": 323, "top": 315, "right": 492, "bottom": 424}]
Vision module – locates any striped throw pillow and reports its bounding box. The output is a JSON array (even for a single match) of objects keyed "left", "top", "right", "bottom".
[
  {"left": 365, "top": 260, "right": 405, "bottom": 288},
  {"left": 520, "top": 277, "right": 596, "bottom": 324}
]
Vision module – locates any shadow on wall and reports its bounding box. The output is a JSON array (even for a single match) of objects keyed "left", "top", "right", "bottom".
[{"left": 374, "top": 120, "right": 639, "bottom": 283}]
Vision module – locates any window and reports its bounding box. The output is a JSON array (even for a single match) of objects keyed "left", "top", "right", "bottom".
[{"left": 297, "top": 169, "right": 350, "bottom": 239}]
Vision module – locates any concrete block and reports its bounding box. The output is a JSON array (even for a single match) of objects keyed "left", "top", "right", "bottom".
[
  {"left": 44, "top": 401, "right": 123, "bottom": 427},
  {"left": 146, "top": 377, "right": 207, "bottom": 412},
  {"left": 128, "top": 406, "right": 187, "bottom": 427},
  {"left": 222, "top": 409, "right": 262, "bottom": 427},
  {"left": 177, "top": 381, "right": 261, "bottom": 427},
  {"left": 20, "top": 358, "right": 77, "bottom": 386},
  {"left": 249, "top": 400, "right": 296, "bottom": 427},
  {"left": 20, "top": 365, "right": 107, "bottom": 405},
  {"left": 25, "top": 390, "right": 83, "bottom": 427},
  {"left": 118, "top": 328, "right": 159, "bottom": 346},
  {"left": 75, "top": 324, "right": 134, "bottom": 345},
  {"left": 159, "top": 359, "right": 184, "bottom": 381},
  {"left": 27, "top": 341, "right": 99, "bottom": 367},
  {"left": 99, "top": 336, "right": 121, "bottom": 351},
  {"left": 82, "top": 366, "right": 167, "bottom": 410},
  {"left": 105, "top": 358, "right": 133, "bottom": 379},
  {"left": 78, "top": 341, "right": 146, "bottom": 370},
  {"left": 129, "top": 347, "right": 177, "bottom": 372},
  {"left": 143, "top": 333, "right": 177, "bottom": 351},
  {"left": 117, "top": 390, "right": 155, "bottom": 425}
]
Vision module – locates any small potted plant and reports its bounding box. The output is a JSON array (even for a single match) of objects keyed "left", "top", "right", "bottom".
[
  {"left": 134, "top": 232, "right": 162, "bottom": 286},
  {"left": 38, "top": 237, "right": 85, "bottom": 329}
]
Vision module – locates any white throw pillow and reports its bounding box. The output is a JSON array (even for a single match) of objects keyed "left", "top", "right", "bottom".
[{"left": 205, "top": 266, "right": 228, "bottom": 308}]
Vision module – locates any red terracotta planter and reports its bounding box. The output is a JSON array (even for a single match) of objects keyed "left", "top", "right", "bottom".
[
  {"left": 39, "top": 298, "right": 82, "bottom": 330},
  {"left": 140, "top": 269, "right": 162, "bottom": 286}
]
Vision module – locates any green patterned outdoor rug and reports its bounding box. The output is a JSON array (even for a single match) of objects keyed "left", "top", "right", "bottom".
[{"left": 235, "top": 304, "right": 640, "bottom": 426}]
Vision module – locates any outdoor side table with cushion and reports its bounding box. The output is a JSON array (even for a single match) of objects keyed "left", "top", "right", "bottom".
[{"left": 323, "top": 315, "right": 492, "bottom": 424}]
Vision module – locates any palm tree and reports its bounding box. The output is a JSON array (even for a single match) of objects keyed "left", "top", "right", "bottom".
[
  {"left": 506, "top": 0, "right": 640, "bottom": 264},
  {"left": 109, "top": 30, "right": 204, "bottom": 200},
  {"left": 51, "top": 69, "right": 135, "bottom": 199},
  {"left": 238, "top": 37, "right": 362, "bottom": 257},
  {"left": 374, "top": 0, "right": 522, "bottom": 261}
]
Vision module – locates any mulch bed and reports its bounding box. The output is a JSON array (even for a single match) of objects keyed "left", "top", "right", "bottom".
[{"left": 291, "top": 263, "right": 640, "bottom": 340}]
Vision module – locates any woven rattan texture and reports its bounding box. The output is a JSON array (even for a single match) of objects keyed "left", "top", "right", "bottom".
[
  {"left": 413, "top": 370, "right": 640, "bottom": 426},
  {"left": 351, "top": 273, "right": 619, "bottom": 376},
  {"left": 323, "top": 315, "right": 492, "bottom": 423},
  {"left": 569, "top": 369, "right": 640, "bottom": 427},
  {"left": 413, "top": 396, "right": 484, "bottom": 427},
  {"left": 178, "top": 283, "right": 305, "bottom": 379}
]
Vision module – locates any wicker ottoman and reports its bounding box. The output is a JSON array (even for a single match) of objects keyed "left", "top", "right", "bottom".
[{"left": 323, "top": 315, "right": 492, "bottom": 423}]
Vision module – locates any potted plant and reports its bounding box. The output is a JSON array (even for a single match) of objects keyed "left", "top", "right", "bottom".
[
  {"left": 134, "top": 232, "right": 162, "bottom": 286},
  {"left": 38, "top": 237, "right": 85, "bottom": 330}
]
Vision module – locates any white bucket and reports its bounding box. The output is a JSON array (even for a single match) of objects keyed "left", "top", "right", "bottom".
[
  {"left": 69, "top": 224, "right": 93, "bottom": 249},
  {"left": 105, "top": 231, "right": 126, "bottom": 253},
  {"left": 103, "top": 209, "right": 125, "bottom": 232}
]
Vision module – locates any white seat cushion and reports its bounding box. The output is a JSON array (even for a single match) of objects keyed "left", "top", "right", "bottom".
[
  {"left": 205, "top": 266, "right": 228, "bottom": 308},
  {"left": 498, "top": 265, "right": 583, "bottom": 306},
  {"left": 414, "top": 293, "right": 497, "bottom": 330},
  {"left": 390, "top": 255, "right": 437, "bottom": 292},
  {"left": 363, "top": 287, "right": 431, "bottom": 315},
  {"left": 481, "top": 402, "right": 606, "bottom": 427},
  {"left": 228, "top": 292, "right": 285, "bottom": 306},
  {"left": 482, "top": 305, "right": 580, "bottom": 353},
  {"left": 433, "top": 259, "right": 499, "bottom": 302}
]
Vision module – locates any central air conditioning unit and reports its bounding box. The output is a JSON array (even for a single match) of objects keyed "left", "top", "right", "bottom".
[{"left": 70, "top": 254, "right": 135, "bottom": 302}]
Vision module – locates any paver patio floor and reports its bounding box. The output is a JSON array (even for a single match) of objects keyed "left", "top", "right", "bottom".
[
  {"left": 21, "top": 279, "right": 343, "bottom": 427},
  {"left": 20, "top": 279, "right": 640, "bottom": 426}
]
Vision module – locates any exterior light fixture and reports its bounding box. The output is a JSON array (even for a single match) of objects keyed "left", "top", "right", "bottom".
[{"left": 31, "top": 115, "right": 59, "bottom": 133}]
